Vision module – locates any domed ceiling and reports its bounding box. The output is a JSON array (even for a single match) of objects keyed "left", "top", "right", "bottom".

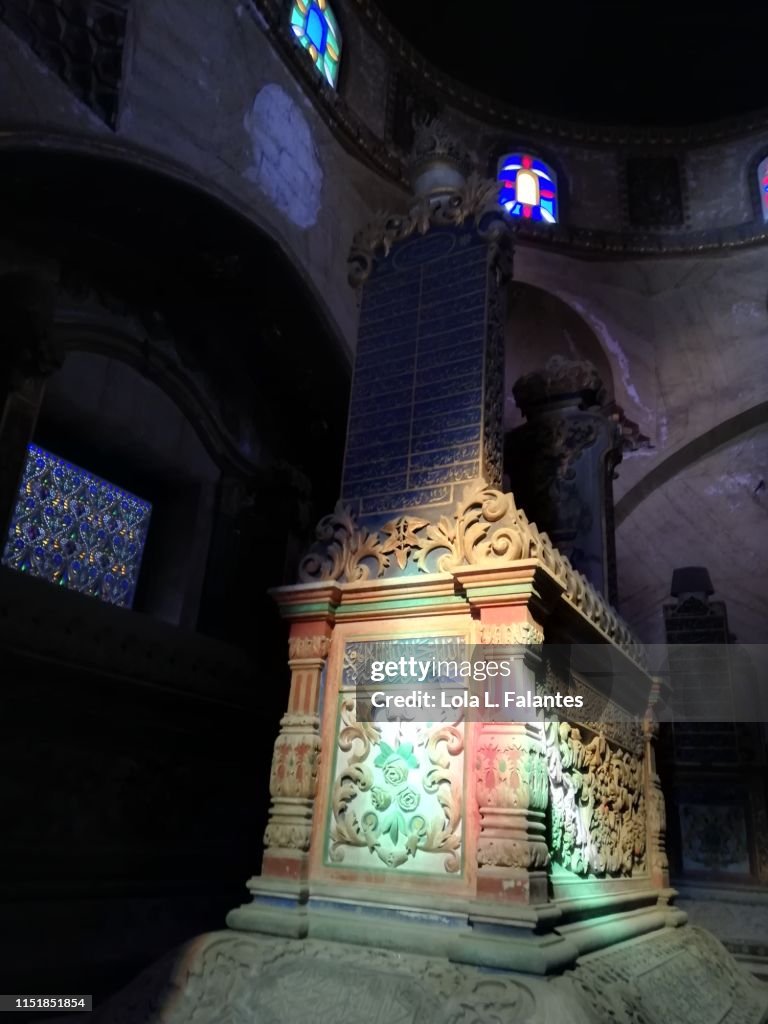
[{"left": 375, "top": 1, "right": 765, "bottom": 125}]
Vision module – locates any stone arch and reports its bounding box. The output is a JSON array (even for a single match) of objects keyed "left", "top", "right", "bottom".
[
  {"left": 0, "top": 130, "right": 350, "bottom": 362},
  {"left": 0, "top": 141, "right": 351, "bottom": 637},
  {"left": 504, "top": 281, "right": 615, "bottom": 431}
]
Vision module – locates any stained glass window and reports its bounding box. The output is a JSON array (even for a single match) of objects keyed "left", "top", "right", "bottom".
[
  {"left": 1, "top": 444, "right": 151, "bottom": 609},
  {"left": 498, "top": 153, "right": 559, "bottom": 223},
  {"left": 290, "top": 0, "right": 342, "bottom": 88},
  {"left": 759, "top": 155, "right": 768, "bottom": 221}
]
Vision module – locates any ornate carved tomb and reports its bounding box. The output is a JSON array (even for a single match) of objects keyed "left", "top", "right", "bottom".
[{"left": 89, "top": 179, "right": 768, "bottom": 1022}]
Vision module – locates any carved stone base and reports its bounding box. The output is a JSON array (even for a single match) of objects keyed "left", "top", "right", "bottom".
[{"left": 68, "top": 925, "right": 767, "bottom": 1024}]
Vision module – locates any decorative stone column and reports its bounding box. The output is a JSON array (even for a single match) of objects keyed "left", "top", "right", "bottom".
[
  {"left": 261, "top": 633, "right": 329, "bottom": 869},
  {"left": 505, "top": 357, "right": 623, "bottom": 605},
  {"left": 456, "top": 566, "right": 558, "bottom": 908},
  {"left": 643, "top": 713, "right": 670, "bottom": 889},
  {"left": 227, "top": 583, "right": 339, "bottom": 937}
]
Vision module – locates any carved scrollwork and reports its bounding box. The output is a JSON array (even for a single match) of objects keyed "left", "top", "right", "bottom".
[
  {"left": 297, "top": 483, "right": 645, "bottom": 667},
  {"left": 298, "top": 501, "right": 390, "bottom": 582},
  {"left": 328, "top": 702, "right": 464, "bottom": 873},
  {"left": 348, "top": 173, "right": 507, "bottom": 286}
]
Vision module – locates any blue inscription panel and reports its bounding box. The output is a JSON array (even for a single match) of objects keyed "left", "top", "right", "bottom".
[{"left": 342, "top": 228, "right": 493, "bottom": 519}]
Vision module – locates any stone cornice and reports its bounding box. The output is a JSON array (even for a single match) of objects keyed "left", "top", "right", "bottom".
[
  {"left": 352, "top": 0, "right": 768, "bottom": 148},
  {"left": 508, "top": 216, "right": 768, "bottom": 256},
  {"left": 249, "top": 1, "right": 768, "bottom": 255}
]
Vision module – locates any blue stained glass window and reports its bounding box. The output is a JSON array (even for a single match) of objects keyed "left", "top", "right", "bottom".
[
  {"left": 1, "top": 444, "right": 151, "bottom": 609},
  {"left": 497, "top": 153, "right": 559, "bottom": 224},
  {"left": 290, "top": 0, "right": 342, "bottom": 89}
]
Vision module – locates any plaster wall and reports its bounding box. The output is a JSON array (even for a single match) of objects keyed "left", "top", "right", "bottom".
[{"left": 0, "top": 1, "right": 403, "bottom": 356}]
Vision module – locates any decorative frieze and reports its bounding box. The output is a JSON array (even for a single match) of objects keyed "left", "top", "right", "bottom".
[
  {"left": 477, "top": 623, "right": 544, "bottom": 646},
  {"left": 299, "top": 483, "right": 645, "bottom": 667}
]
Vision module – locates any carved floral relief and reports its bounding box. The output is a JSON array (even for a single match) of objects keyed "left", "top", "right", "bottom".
[
  {"left": 545, "top": 718, "right": 647, "bottom": 877},
  {"left": 327, "top": 703, "right": 464, "bottom": 874}
]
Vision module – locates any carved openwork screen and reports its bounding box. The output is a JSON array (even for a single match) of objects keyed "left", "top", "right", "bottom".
[
  {"left": 497, "top": 154, "right": 559, "bottom": 223},
  {"left": 1, "top": 444, "right": 151, "bottom": 609},
  {"left": 290, "top": 0, "right": 342, "bottom": 88}
]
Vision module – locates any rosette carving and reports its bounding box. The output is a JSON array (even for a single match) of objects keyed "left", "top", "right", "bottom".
[{"left": 328, "top": 703, "right": 464, "bottom": 873}]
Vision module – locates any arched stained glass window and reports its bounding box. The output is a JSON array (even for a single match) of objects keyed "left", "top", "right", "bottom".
[
  {"left": 759, "top": 155, "right": 768, "bottom": 221},
  {"left": 290, "top": 0, "right": 342, "bottom": 89},
  {"left": 498, "top": 153, "right": 558, "bottom": 223}
]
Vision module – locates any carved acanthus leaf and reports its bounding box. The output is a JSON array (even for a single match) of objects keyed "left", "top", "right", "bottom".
[
  {"left": 298, "top": 501, "right": 389, "bottom": 583},
  {"left": 298, "top": 484, "right": 645, "bottom": 668},
  {"left": 478, "top": 623, "right": 545, "bottom": 645},
  {"left": 288, "top": 636, "right": 331, "bottom": 661}
]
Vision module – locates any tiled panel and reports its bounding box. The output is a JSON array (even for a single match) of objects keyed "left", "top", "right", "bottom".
[{"left": 341, "top": 227, "right": 492, "bottom": 518}]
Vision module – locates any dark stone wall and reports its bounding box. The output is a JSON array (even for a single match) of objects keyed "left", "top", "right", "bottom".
[{"left": 0, "top": 569, "right": 280, "bottom": 1005}]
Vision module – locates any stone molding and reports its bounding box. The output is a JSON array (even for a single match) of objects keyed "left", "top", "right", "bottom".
[
  {"left": 249, "top": 0, "right": 768, "bottom": 254},
  {"left": 351, "top": 0, "right": 768, "bottom": 149}
]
